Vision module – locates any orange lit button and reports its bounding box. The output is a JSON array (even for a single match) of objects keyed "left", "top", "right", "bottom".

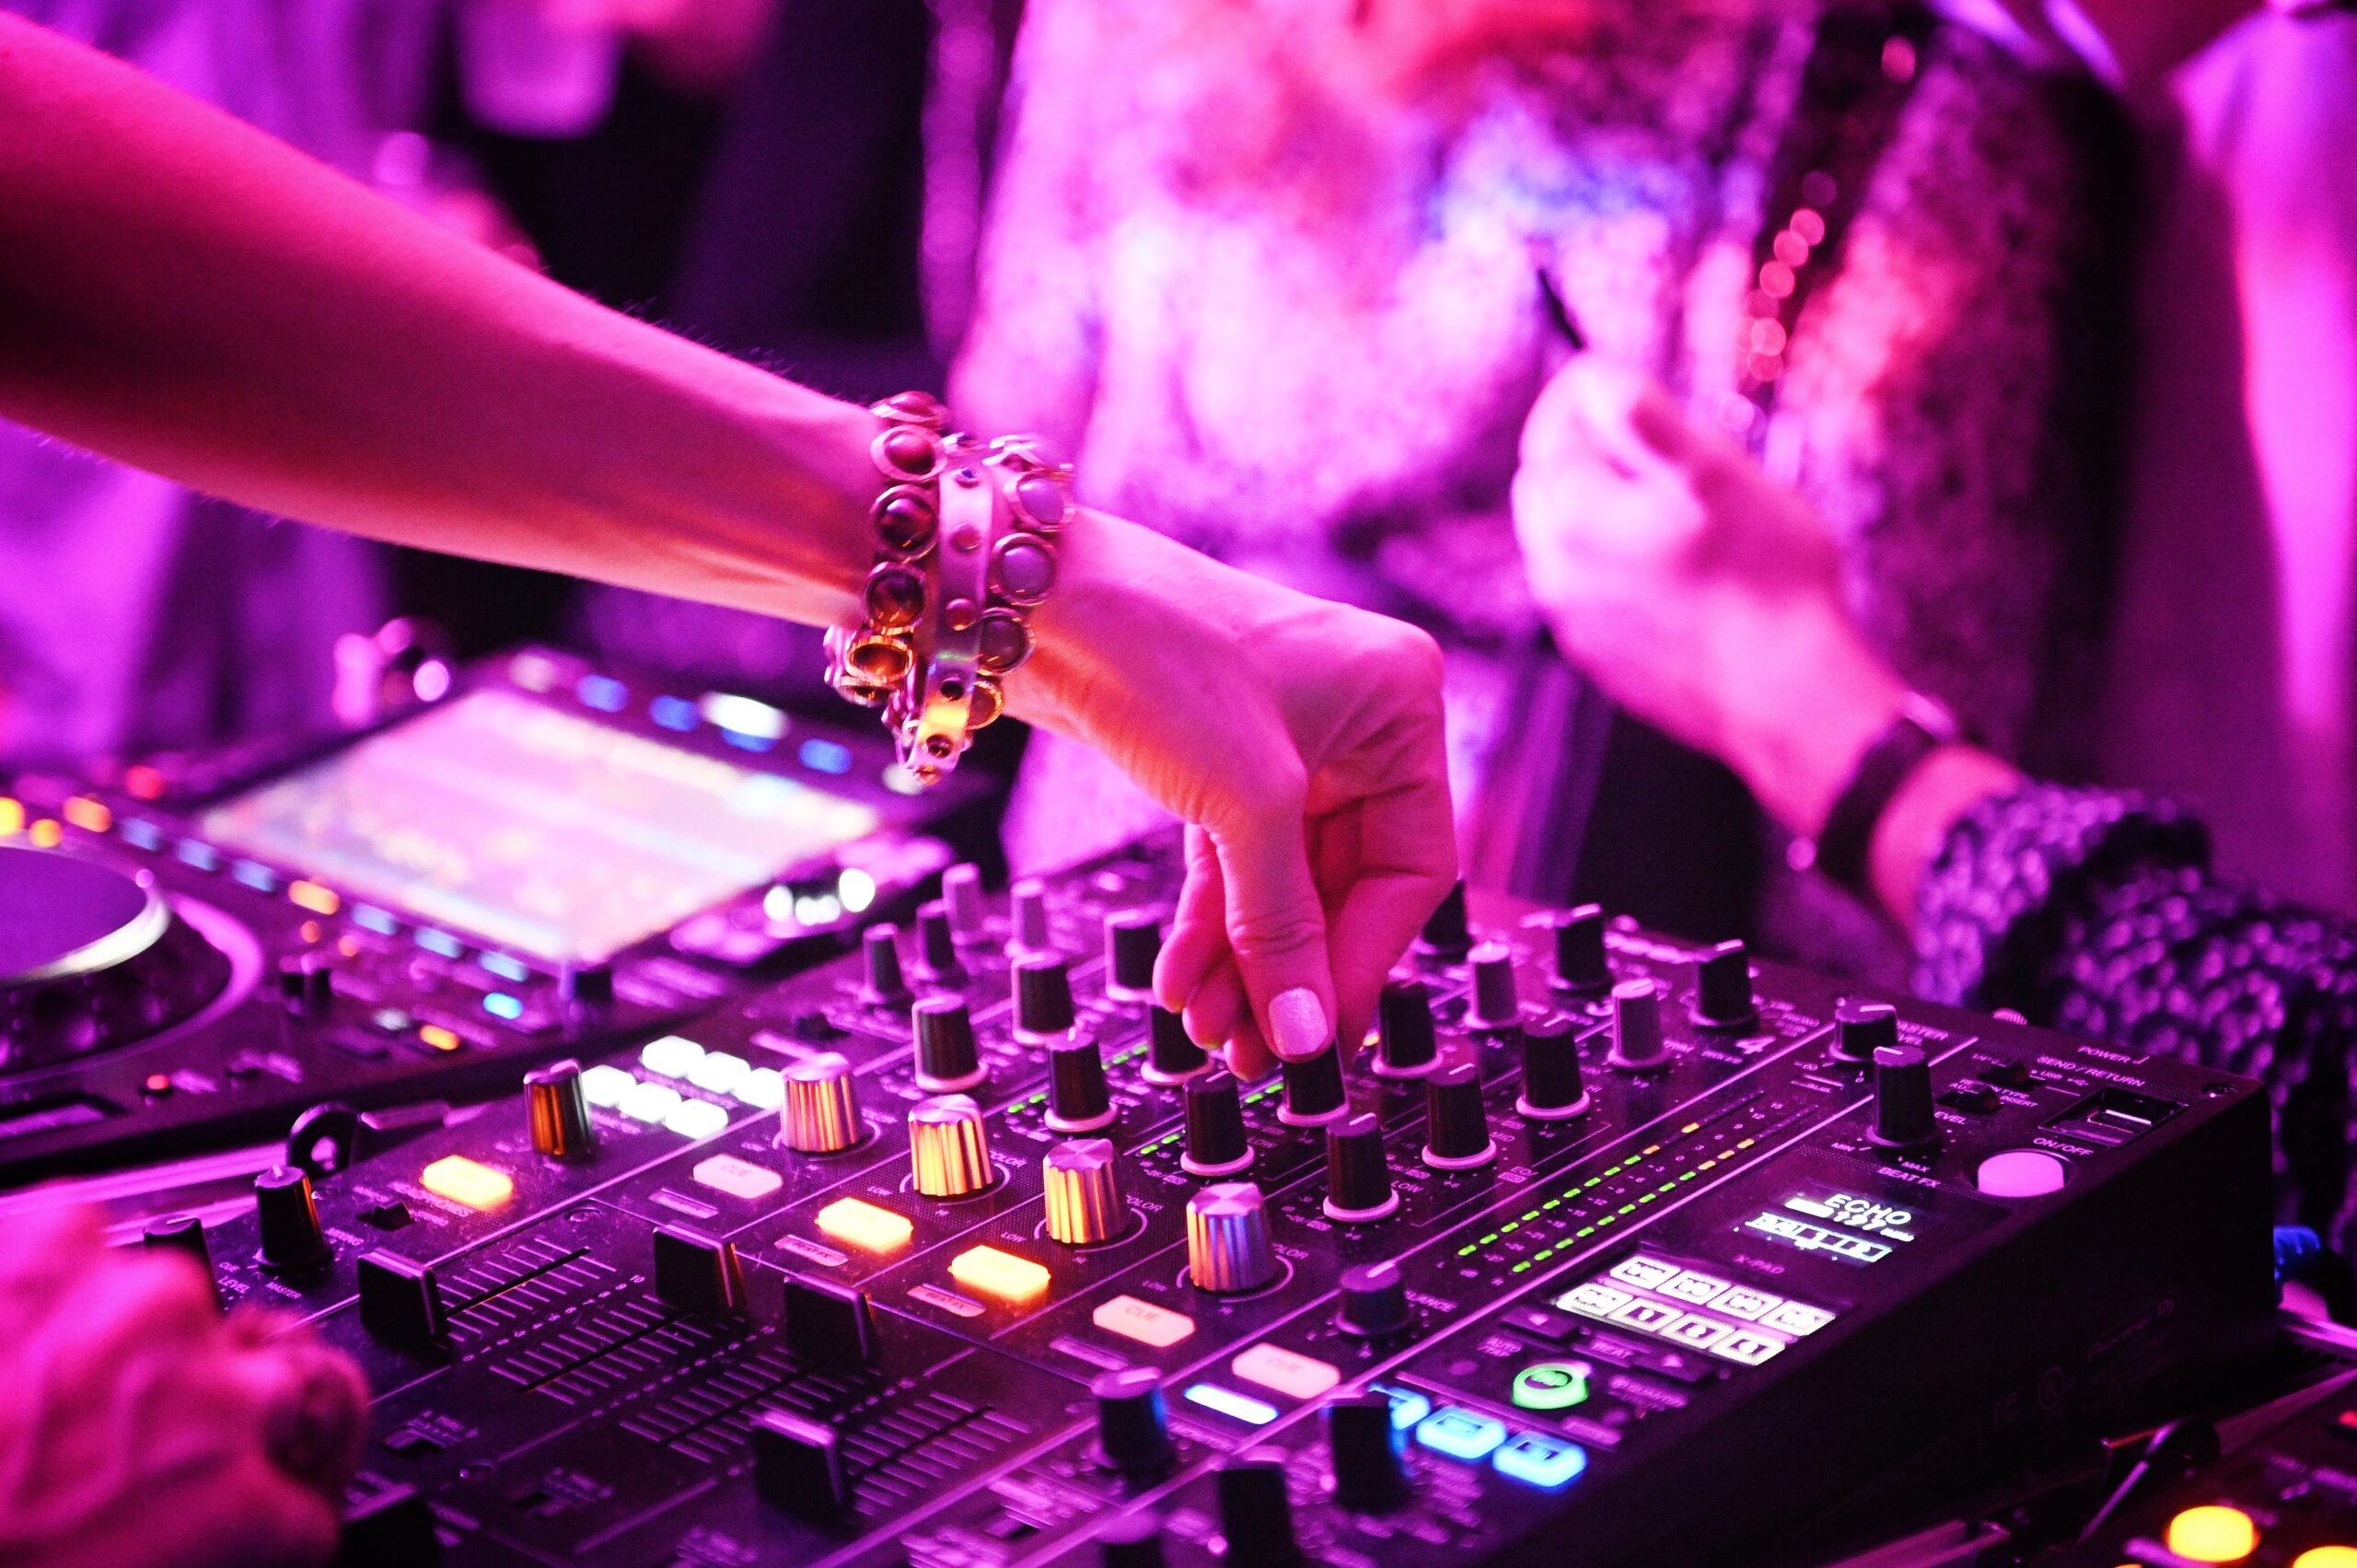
[
  {"left": 1230, "top": 1342, "right": 1340, "bottom": 1400},
  {"left": 947, "top": 1245, "right": 1051, "bottom": 1303},
  {"left": 28, "top": 819, "right": 60, "bottom": 848},
  {"left": 0, "top": 799, "right": 20, "bottom": 837},
  {"left": 815, "top": 1197, "right": 912, "bottom": 1253},
  {"left": 2166, "top": 1505, "right": 2258, "bottom": 1562},
  {"left": 62, "top": 797, "right": 110, "bottom": 833},
  {"left": 1092, "top": 1295, "right": 1195, "bottom": 1349},
  {"left": 418, "top": 1025, "right": 462, "bottom": 1053},
  {"left": 2293, "top": 1551, "right": 2357, "bottom": 1568},
  {"left": 692, "top": 1153, "right": 783, "bottom": 1201},
  {"left": 288, "top": 879, "right": 340, "bottom": 915},
  {"left": 420, "top": 1155, "right": 514, "bottom": 1211}
]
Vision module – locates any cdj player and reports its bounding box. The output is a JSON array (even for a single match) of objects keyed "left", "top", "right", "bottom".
[
  {"left": 0, "top": 647, "right": 993, "bottom": 1185},
  {"left": 154, "top": 832, "right": 2281, "bottom": 1568}
]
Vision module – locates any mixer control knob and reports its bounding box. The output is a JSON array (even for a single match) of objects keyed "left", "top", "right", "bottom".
[
  {"left": 783, "top": 1272, "right": 878, "bottom": 1365},
  {"left": 1517, "top": 1015, "right": 1590, "bottom": 1119},
  {"left": 912, "top": 995, "right": 986, "bottom": 1092},
  {"left": 654, "top": 1225, "right": 745, "bottom": 1315},
  {"left": 1279, "top": 1046, "right": 1348, "bottom": 1125},
  {"left": 1098, "top": 1513, "right": 1169, "bottom": 1568},
  {"left": 1187, "top": 1182, "right": 1278, "bottom": 1294},
  {"left": 1092, "top": 1365, "right": 1175, "bottom": 1479},
  {"left": 1415, "top": 883, "right": 1472, "bottom": 961},
  {"left": 1216, "top": 1452, "right": 1303, "bottom": 1568},
  {"left": 357, "top": 1250, "right": 447, "bottom": 1350},
  {"left": 1045, "top": 1138, "right": 1130, "bottom": 1245},
  {"left": 1422, "top": 1063, "right": 1496, "bottom": 1169},
  {"left": 1181, "top": 1070, "right": 1254, "bottom": 1176},
  {"left": 910, "top": 1095, "right": 995, "bottom": 1197},
  {"left": 914, "top": 900, "right": 963, "bottom": 982},
  {"left": 780, "top": 1051, "right": 865, "bottom": 1153},
  {"left": 1047, "top": 1034, "right": 1117, "bottom": 1132},
  {"left": 1323, "top": 1114, "right": 1399, "bottom": 1222},
  {"left": 1106, "top": 910, "right": 1162, "bottom": 1001},
  {"left": 254, "top": 1165, "right": 329, "bottom": 1272},
  {"left": 1835, "top": 1000, "right": 1900, "bottom": 1064},
  {"left": 1014, "top": 952, "right": 1077, "bottom": 1040},
  {"left": 1693, "top": 940, "right": 1756, "bottom": 1028},
  {"left": 1871, "top": 1044, "right": 1940, "bottom": 1149},
  {"left": 859, "top": 923, "right": 910, "bottom": 1005},
  {"left": 143, "top": 1214, "right": 218, "bottom": 1306},
  {"left": 525, "top": 1058, "right": 598, "bottom": 1159},
  {"left": 1328, "top": 1392, "right": 1411, "bottom": 1511},
  {"left": 753, "top": 1409, "right": 850, "bottom": 1523},
  {"left": 1144, "top": 1005, "right": 1209, "bottom": 1083},
  {"left": 1335, "top": 1260, "right": 1413, "bottom": 1338},
  {"left": 1606, "top": 979, "right": 1668, "bottom": 1072},
  {"left": 943, "top": 862, "right": 986, "bottom": 940},
  {"left": 557, "top": 959, "right": 614, "bottom": 1008},
  {"left": 1008, "top": 878, "right": 1053, "bottom": 957},
  {"left": 1468, "top": 941, "right": 1523, "bottom": 1032},
  {"left": 275, "top": 950, "right": 336, "bottom": 1016},
  {"left": 1548, "top": 904, "right": 1612, "bottom": 994},
  {"left": 1375, "top": 977, "right": 1440, "bottom": 1077}
]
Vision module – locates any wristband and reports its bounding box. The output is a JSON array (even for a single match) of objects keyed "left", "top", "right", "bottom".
[{"left": 1787, "top": 692, "right": 1966, "bottom": 898}]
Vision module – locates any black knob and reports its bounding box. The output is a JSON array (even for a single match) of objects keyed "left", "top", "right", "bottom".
[
  {"left": 914, "top": 900, "right": 962, "bottom": 982},
  {"left": 912, "top": 994, "right": 985, "bottom": 1092},
  {"left": 860, "top": 923, "right": 909, "bottom": 1005},
  {"left": 557, "top": 959, "right": 613, "bottom": 1007},
  {"left": 1092, "top": 1365, "right": 1175, "bottom": 1479},
  {"left": 1328, "top": 1392, "right": 1411, "bottom": 1511},
  {"left": 1468, "top": 941, "right": 1522, "bottom": 1032},
  {"left": 1145, "top": 1005, "right": 1209, "bottom": 1083},
  {"left": 1048, "top": 1032, "right": 1116, "bottom": 1132},
  {"left": 1217, "top": 1453, "right": 1303, "bottom": 1568},
  {"left": 143, "top": 1214, "right": 217, "bottom": 1306},
  {"left": 1606, "top": 979, "right": 1668, "bottom": 1071},
  {"left": 275, "top": 950, "right": 335, "bottom": 1016},
  {"left": 1324, "top": 1114, "right": 1399, "bottom": 1222},
  {"left": 1549, "top": 904, "right": 1612, "bottom": 993},
  {"left": 1693, "top": 940, "right": 1756, "bottom": 1028},
  {"left": 1013, "top": 952, "right": 1075, "bottom": 1040},
  {"left": 1336, "top": 1260, "right": 1413, "bottom": 1337},
  {"left": 356, "top": 1250, "right": 446, "bottom": 1351},
  {"left": 652, "top": 1225, "right": 744, "bottom": 1315},
  {"left": 254, "top": 1165, "right": 329, "bottom": 1272},
  {"left": 1182, "top": 1070, "right": 1253, "bottom": 1176},
  {"left": 1279, "top": 1046, "right": 1347, "bottom": 1125},
  {"left": 1009, "top": 878, "right": 1053, "bottom": 957},
  {"left": 942, "top": 861, "right": 986, "bottom": 938},
  {"left": 1422, "top": 1063, "right": 1495, "bottom": 1168},
  {"left": 1098, "top": 1513, "right": 1168, "bottom": 1568},
  {"left": 1375, "top": 977, "right": 1439, "bottom": 1077},
  {"left": 1835, "top": 1000, "right": 1899, "bottom": 1064},
  {"left": 1416, "top": 883, "right": 1471, "bottom": 960},
  {"left": 783, "top": 1272, "right": 879, "bottom": 1365},
  {"left": 1106, "top": 910, "right": 1162, "bottom": 1000},
  {"left": 753, "top": 1409, "right": 850, "bottom": 1523},
  {"left": 1518, "top": 1015, "right": 1589, "bottom": 1119},
  {"left": 1871, "top": 1044, "right": 1940, "bottom": 1148},
  {"left": 525, "top": 1059, "right": 597, "bottom": 1159}
]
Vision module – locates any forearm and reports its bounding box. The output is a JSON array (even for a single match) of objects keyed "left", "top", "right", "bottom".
[{"left": 0, "top": 16, "right": 877, "bottom": 626}]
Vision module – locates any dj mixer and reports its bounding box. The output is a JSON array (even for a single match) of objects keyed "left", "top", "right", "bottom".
[
  {"left": 143, "top": 832, "right": 2281, "bottom": 1568},
  {"left": 0, "top": 647, "right": 991, "bottom": 1184}
]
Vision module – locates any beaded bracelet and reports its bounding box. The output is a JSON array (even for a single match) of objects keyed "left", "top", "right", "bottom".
[{"left": 825, "top": 392, "right": 1073, "bottom": 784}]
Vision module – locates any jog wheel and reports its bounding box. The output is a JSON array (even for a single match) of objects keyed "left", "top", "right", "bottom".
[{"left": 0, "top": 846, "right": 232, "bottom": 1072}]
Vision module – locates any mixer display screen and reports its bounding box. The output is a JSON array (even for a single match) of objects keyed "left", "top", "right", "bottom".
[
  {"left": 1745, "top": 1187, "right": 1920, "bottom": 1266},
  {"left": 199, "top": 689, "right": 880, "bottom": 962}
]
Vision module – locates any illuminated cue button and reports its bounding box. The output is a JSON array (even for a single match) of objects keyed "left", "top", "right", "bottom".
[
  {"left": 1183, "top": 1383, "right": 1278, "bottom": 1426},
  {"left": 1369, "top": 1383, "right": 1432, "bottom": 1432},
  {"left": 1230, "top": 1343, "right": 1340, "bottom": 1400},
  {"left": 814, "top": 1197, "right": 912, "bottom": 1253},
  {"left": 640, "top": 1035, "right": 705, "bottom": 1079},
  {"left": 621, "top": 1081, "right": 683, "bottom": 1124},
  {"left": 692, "top": 1154, "right": 783, "bottom": 1201},
  {"left": 733, "top": 1067, "right": 785, "bottom": 1110},
  {"left": 1415, "top": 1407, "right": 1507, "bottom": 1462},
  {"left": 2293, "top": 1550, "right": 2357, "bottom": 1568},
  {"left": 1091, "top": 1295, "right": 1195, "bottom": 1349},
  {"left": 689, "top": 1051, "right": 749, "bottom": 1095},
  {"left": 1494, "top": 1433, "right": 1588, "bottom": 1490},
  {"left": 947, "top": 1245, "right": 1051, "bottom": 1303},
  {"left": 420, "top": 1155, "right": 514, "bottom": 1211},
  {"left": 2165, "top": 1506, "right": 2259, "bottom": 1563},
  {"left": 579, "top": 1064, "right": 635, "bottom": 1108},
  {"left": 1511, "top": 1361, "right": 1592, "bottom": 1411}
]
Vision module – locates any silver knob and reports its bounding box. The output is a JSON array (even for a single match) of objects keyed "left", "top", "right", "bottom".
[
  {"left": 1187, "top": 1181, "right": 1277, "bottom": 1294},
  {"left": 1043, "top": 1139, "right": 1129, "bottom": 1246},
  {"left": 1607, "top": 978, "right": 1668, "bottom": 1071},
  {"left": 910, "top": 1094, "right": 994, "bottom": 1198},
  {"left": 780, "top": 1051, "right": 863, "bottom": 1154}
]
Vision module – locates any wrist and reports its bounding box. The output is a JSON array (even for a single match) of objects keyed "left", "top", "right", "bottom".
[{"left": 1716, "top": 604, "right": 1910, "bottom": 839}]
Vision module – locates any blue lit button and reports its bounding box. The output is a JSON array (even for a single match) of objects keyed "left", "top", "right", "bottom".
[
  {"left": 1369, "top": 1381, "right": 1433, "bottom": 1432},
  {"left": 799, "top": 737, "right": 853, "bottom": 774},
  {"left": 480, "top": 952, "right": 529, "bottom": 983},
  {"left": 230, "top": 859, "right": 279, "bottom": 893},
  {"left": 1183, "top": 1383, "right": 1279, "bottom": 1427},
  {"left": 1415, "top": 1406, "right": 1506, "bottom": 1461},
  {"left": 649, "top": 694, "right": 700, "bottom": 732},
  {"left": 1494, "top": 1433, "right": 1588, "bottom": 1489},
  {"left": 576, "top": 674, "right": 628, "bottom": 712},
  {"left": 482, "top": 992, "right": 525, "bottom": 1022}
]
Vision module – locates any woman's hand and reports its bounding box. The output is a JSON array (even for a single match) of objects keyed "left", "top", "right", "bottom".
[
  {"left": 0, "top": 1207, "right": 368, "bottom": 1568},
  {"left": 1017, "top": 514, "right": 1456, "bottom": 1081}
]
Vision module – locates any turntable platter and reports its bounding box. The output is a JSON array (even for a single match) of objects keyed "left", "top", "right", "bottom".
[{"left": 1, "top": 847, "right": 169, "bottom": 983}]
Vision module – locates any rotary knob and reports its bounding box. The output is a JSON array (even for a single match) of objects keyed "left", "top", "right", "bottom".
[
  {"left": 1217, "top": 1453, "right": 1303, "bottom": 1568},
  {"left": 910, "top": 1094, "right": 995, "bottom": 1197},
  {"left": 1606, "top": 978, "right": 1668, "bottom": 1071},
  {"left": 276, "top": 949, "right": 336, "bottom": 1016},
  {"left": 1092, "top": 1365, "right": 1175, "bottom": 1479},
  {"left": 1549, "top": 904, "right": 1611, "bottom": 993},
  {"left": 1045, "top": 1138, "right": 1130, "bottom": 1245},
  {"left": 1871, "top": 1044, "right": 1940, "bottom": 1149},
  {"left": 1144, "top": 1005, "right": 1209, "bottom": 1084},
  {"left": 1336, "top": 1259, "right": 1413, "bottom": 1338},
  {"left": 942, "top": 862, "right": 986, "bottom": 940},
  {"left": 1181, "top": 1070, "right": 1254, "bottom": 1176},
  {"left": 1013, "top": 952, "right": 1076, "bottom": 1041},
  {"left": 1517, "top": 1015, "right": 1589, "bottom": 1119},
  {"left": 1692, "top": 940, "right": 1756, "bottom": 1028},
  {"left": 1323, "top": 1113, "right": 1398, "bottom": 1222},
  {"left": 1047, "top": 1032, "right": 1116, "bottom": 1132},
  {"left": 1008, "top": 878, "right": 1053, "bottom": 958},
  {"left": 1834, "top": 1000, "right": 1899, "bottom": 1064},
  {"left": 1105, "top": 910, "right": 1162, "bottom": 1002},
  {"left": 859, "top": 923, "right": 910, "bottom": 1005},
  {"left": 914, "top": 900, "right": 963, "bottom": 982},
  {"left": 1279, "top": 1047, "right": 1347, "bottom": 1125},
  {"left": 1416, "top": 882, "right": 1471, "bottom": 961},
  {"left": 1422, "top": 1063, "right": 1496, "bottom": 1169},
  {"left": 780, "top": 1051, "right": 864, "bottom": 1154},
  {"left": 1468, "top": 941, "right": 1523, "bottom": 1033},
  {"left": 1375, "top": 977, "right": 1439, "bottom": 1077},
  {"left": 1187, "top": 1182, "right": 1278, "bottom": 1294},
  {"left": 912, "top": 994, "right": 986, "bottom": 1092},
  {"left": 254, "top": 1165, "right": 329, "bottom": 1272},
  {"left": 525, "top": 1058, "right": 598, "bottom": 1158},
  {"left": 143, "top": 1214, "right": 217, "bottom": 1306}
]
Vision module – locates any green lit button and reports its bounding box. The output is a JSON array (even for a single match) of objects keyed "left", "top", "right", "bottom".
[{"left": 1512, "top": 1361, "right": 1592, "bottom": 1411}]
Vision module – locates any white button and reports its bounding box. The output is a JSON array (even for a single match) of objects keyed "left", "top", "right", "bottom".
[
  {"left": 640, "top": 1035, "right": 705, "bottom": 1079},
  {"left": 1607, "top": 1299, "right": 1684, "bottom": 1335},
  {"left": 1711, "top": 1330, "right": 1785, "bottom": 1366},
  {"left": 1977, "top": 1148, "right": 2069, "bottom": 1198},
  {"left": 1659, "top": 1270, "right": 1731, "bottom": 1305},
  {"left": 579, "top": 1064, "right": 636, "bottom": 1109},
  {"left": 692, "top": 1152, "right": 783, "bottom": 1200},
  {"left": 1658, "top": 1314, "right": 1733, "bottom": 1350},
  {"left": 1608, "top": 1255, "right": 1680, "bottom": 1291},
  {"left": 689, "top": 1051, "right": 749, "bottom": 1095},
  {"left": 733, "top": 1067, "right": 785, "bottom": 1110},
  {"left": 665, "top": 1098, "right": 730, "bottom": 1140},
  {"left": 621, "top": 1080, "right": 682, "bottom": 1124},
  {"left": 1558, "top": 1283, "right": 1633, "bottom": 1319},
  {"left": 1711, "top": 1285, "right": 1782, "bottom": 1321},
  {"left": 1759, "top": 1301, "right": 1835, "bottom": 1337}
]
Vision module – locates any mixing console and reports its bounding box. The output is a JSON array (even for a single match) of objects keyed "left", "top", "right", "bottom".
[{"left": 167, "top": 832, "right": 2278, "bottom": 1568}]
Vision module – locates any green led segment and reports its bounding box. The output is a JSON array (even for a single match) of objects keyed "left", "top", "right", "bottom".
[{"left": 1511, "top": 1361, "right": 1592, "bottom": 1411}]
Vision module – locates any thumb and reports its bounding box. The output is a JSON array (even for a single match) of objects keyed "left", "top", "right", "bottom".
[{"left": 1211, "top": 811, "right": 1339, "bottom": 1065}]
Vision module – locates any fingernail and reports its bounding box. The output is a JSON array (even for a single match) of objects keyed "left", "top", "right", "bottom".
[{"left": 1268, "top": 988, "right": 1329, "bottom": 1062}]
